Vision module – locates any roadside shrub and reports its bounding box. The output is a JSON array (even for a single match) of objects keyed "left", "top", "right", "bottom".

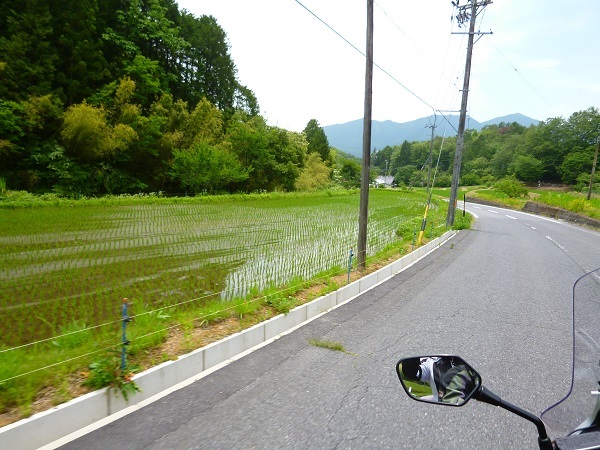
[{"left": 494, "top": 177, "right": 528, "bottom": 198}]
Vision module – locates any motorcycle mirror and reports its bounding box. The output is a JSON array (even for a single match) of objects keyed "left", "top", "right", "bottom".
[{"left": 396, "top": 355, "right": 482, "bottom": 406}]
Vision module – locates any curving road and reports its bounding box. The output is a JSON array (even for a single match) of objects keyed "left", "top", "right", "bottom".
[{"left": 57, "top": 204, "right": 600, "bottom": 449}]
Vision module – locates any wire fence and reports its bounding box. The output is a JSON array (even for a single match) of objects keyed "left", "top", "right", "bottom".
[
  {"left": 0, "top": 190, "right": 450, "bottom": 418},
  {"left": 0, "top": 244, "right": 393, "bottom": 384}
]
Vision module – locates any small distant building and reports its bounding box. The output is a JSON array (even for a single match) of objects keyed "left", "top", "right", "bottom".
[{"left": 374, "top": 175, "right": 394, "bottom": 187}]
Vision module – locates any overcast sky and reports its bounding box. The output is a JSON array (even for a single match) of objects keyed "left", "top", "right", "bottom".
[{"left": 176, "top": 0, "right": 600, "bottom": 134}]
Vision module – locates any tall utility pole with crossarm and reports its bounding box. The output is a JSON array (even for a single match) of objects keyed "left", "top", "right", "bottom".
[{"left": 446, "top": 0, "right": 493, "bottom": 226}]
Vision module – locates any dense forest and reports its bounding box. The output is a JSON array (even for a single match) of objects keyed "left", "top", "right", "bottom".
[
  {"left": 372, "top": 109, "right": 600, "bottom": 191},
  {"left": 0, "top": 0, "right": 598, "bottom": 197},
  {"left": 0, "top": 0, "right": 359, "bottom": 196}
]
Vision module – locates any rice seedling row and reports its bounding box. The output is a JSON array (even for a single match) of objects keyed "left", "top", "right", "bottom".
[{"left": 0, "top": 190, "right": 449, "bottom": 417}]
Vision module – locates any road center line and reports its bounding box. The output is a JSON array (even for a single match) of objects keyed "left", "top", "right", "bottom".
[
  {"left": 546, "top": 235, "right": 566, "bottom": 250},
  {"left": 488, "top": 210, "right": 498, "bottom": 214},
  {"left": 506, "top": 215, "right": 517, "bottom": 220}
]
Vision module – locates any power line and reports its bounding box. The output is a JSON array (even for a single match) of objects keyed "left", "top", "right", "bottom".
[
  {"left": 293, "top": 0, "right": 437, "bottom": 115},
  {"left": 488, "top": 38, "right": 554, "bottom": 110},
  {"left": 374, "top": 1, "right": 461, "bottom": 93},
  {"left": 293, "top": 0, "right": 462, "bottom": 137},
  {"left": 293, "top": 1, "right": 366, "bottom": 60},
  {"left": 373, "top": 0, "right": 467, "bottom": 133}
]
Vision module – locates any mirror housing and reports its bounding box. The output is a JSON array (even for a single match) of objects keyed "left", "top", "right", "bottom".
[{"left": 396, "top": 355, "right": 481, "bottom": 406}]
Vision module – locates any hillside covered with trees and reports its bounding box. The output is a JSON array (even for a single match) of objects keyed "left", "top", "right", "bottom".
[
  {"left": 372, "top": 108, "right": 600, "bottom": 191},
  {"left": 0, "top": 0, "right": 357, "bottom": 196},
  {"left": 0, "top": 0, "right": 597, "bottom": 197}
]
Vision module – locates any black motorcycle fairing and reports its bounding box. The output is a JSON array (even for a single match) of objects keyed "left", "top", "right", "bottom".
[{"left": 540, "top": 268, "right": 600, "bottom": 436}]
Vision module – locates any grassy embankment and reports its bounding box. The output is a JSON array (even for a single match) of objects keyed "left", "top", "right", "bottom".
[{"left": 429, "top": 186, "right": 600, "bottom": 221}]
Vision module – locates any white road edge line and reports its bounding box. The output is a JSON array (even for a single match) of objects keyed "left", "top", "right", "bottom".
[{"left": 37, "top": 233, "right": 460, "bottom": 450}]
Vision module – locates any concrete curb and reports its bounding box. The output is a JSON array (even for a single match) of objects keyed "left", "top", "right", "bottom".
[{"left": 1, "top": 230, "right": 457, "bottom": 450}]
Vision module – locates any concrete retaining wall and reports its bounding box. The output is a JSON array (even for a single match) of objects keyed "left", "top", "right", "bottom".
[
  {"left": 0, "top": 230, "right": 457, "bottom": 450},
  {"left": 522, "top": 201, "right": 600, "bottom": 230}
]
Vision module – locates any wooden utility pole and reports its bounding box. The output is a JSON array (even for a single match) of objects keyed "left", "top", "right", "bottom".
[
  {"left": 587, "top": 136, "right": 599, "bottom": 200},
  {"left": 357, "top": 0, "right": 374, "bottom": 271},
  {"left": 425, "top": 119, "right": 437, "bottom": 194},
  {"left": 446, "top": 0, "right": 492, "bottom": 226},
  {"left": 417, "top": 120, "right": 437, "bottom": 246}
]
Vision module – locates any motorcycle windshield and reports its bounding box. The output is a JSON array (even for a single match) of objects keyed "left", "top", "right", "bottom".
[{"left": 541, "top": 267, "right": 600, "bottom": 435}]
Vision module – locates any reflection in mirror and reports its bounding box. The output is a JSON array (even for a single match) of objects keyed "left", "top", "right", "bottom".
[{"left": 396, "top": 355, "right": 481, "bottom": 406}]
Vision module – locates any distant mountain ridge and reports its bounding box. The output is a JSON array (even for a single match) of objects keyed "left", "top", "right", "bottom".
[{"left": 323, "top": 113, "right": 539, "bottom": 157}]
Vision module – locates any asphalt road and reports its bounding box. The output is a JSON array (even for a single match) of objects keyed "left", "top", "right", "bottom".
[{"left": 59, "top": 205, "right": 600, "bottom": 449}]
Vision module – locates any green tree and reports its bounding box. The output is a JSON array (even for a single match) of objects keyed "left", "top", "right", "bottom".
[
  {"left": 50, "top": 0, "right": 109, "bottom": 105},
  {"left": 489, "top": 145, "right": 514, "bottom": 178},
  {"left": 303, "top": 119, "right": 331, "bottom": 162},
  {"left": 410, "top": 141, "right": 430, "bottom": 166},
  {"left": 565, "top": 107, "right": 600, "bottom": 151},
  {"left": 523, "top": 117, "right": 568, "bottom": 181},
  {"left": 464, "top": 156, "right": 490, "bottom": 179},
  {"left": 0, "top": 100, "right": 26, "bottom": 187},
  {"left": 233, "top": 83, "right": 260, "bottom": 116},
  {"left": 338, "top": 159, "right": 361, "bottom": 189},
  {"left": 176, "top": 13, "right": 236, "bottom": 111},
  {"left": 123, "top": 55, "right": 167, "bottom": 109},
  {"left": 510, "top": 154, "right": 544, "bottom": 182},
  {"left": 264, "top": 127, "right": 306, "bottom": 191},
  {"left": 560, "top": 151, "right": 593, "bottom": 184},
  {"left": 393, "top": 165, "right": 417, "bottom": 186},
  {"left": 186, "top": 97, "right": 224, "bottom": 146},
  {"left": 226, "top": 114, "right": 306, "bottom": 192},
  {"left": 61, "top": 102, "right": 136, "bottom": 163},
  {"left": 0, "top": 0, "right": 57, "bottom": 101},
  {"left": 373, "top": 145, "right": 394, "bottom": 175},
  {"left": 101, "top": 0, "right": 187, "bottom": 106},
  {"left": 398, "top": 140, "right": 412, "bottom": 166},
  {"left": 295, "top": 153, "right": 331, "bottom": 191},
  {"left": 170, "top": 142, "right": 248, "bottom": 194},
  {"left": 494, "top": 177, "right": 528, "bottom": 198}
]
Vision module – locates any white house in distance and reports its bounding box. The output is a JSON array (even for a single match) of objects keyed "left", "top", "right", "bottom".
[{"left": 374, "top": 175, "right": 394, "bottom": 187}]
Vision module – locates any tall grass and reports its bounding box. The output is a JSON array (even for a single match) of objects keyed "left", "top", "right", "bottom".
[{"left": 537, "top": 191, "right": 600, "bottom": 219}]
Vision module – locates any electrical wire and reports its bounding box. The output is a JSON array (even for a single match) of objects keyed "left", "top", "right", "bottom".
[
  {"left": 293, "top": 0, "right": 467, "bottom": 139},
  {"left": 488, "top": 38, "right": 554, "bottom": 110},
  {"left": 375, "top": 1, "right": 461, "bottom": 95},
  {"left": 293, "top": 0, "right": 437, "bottom": 116}
]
